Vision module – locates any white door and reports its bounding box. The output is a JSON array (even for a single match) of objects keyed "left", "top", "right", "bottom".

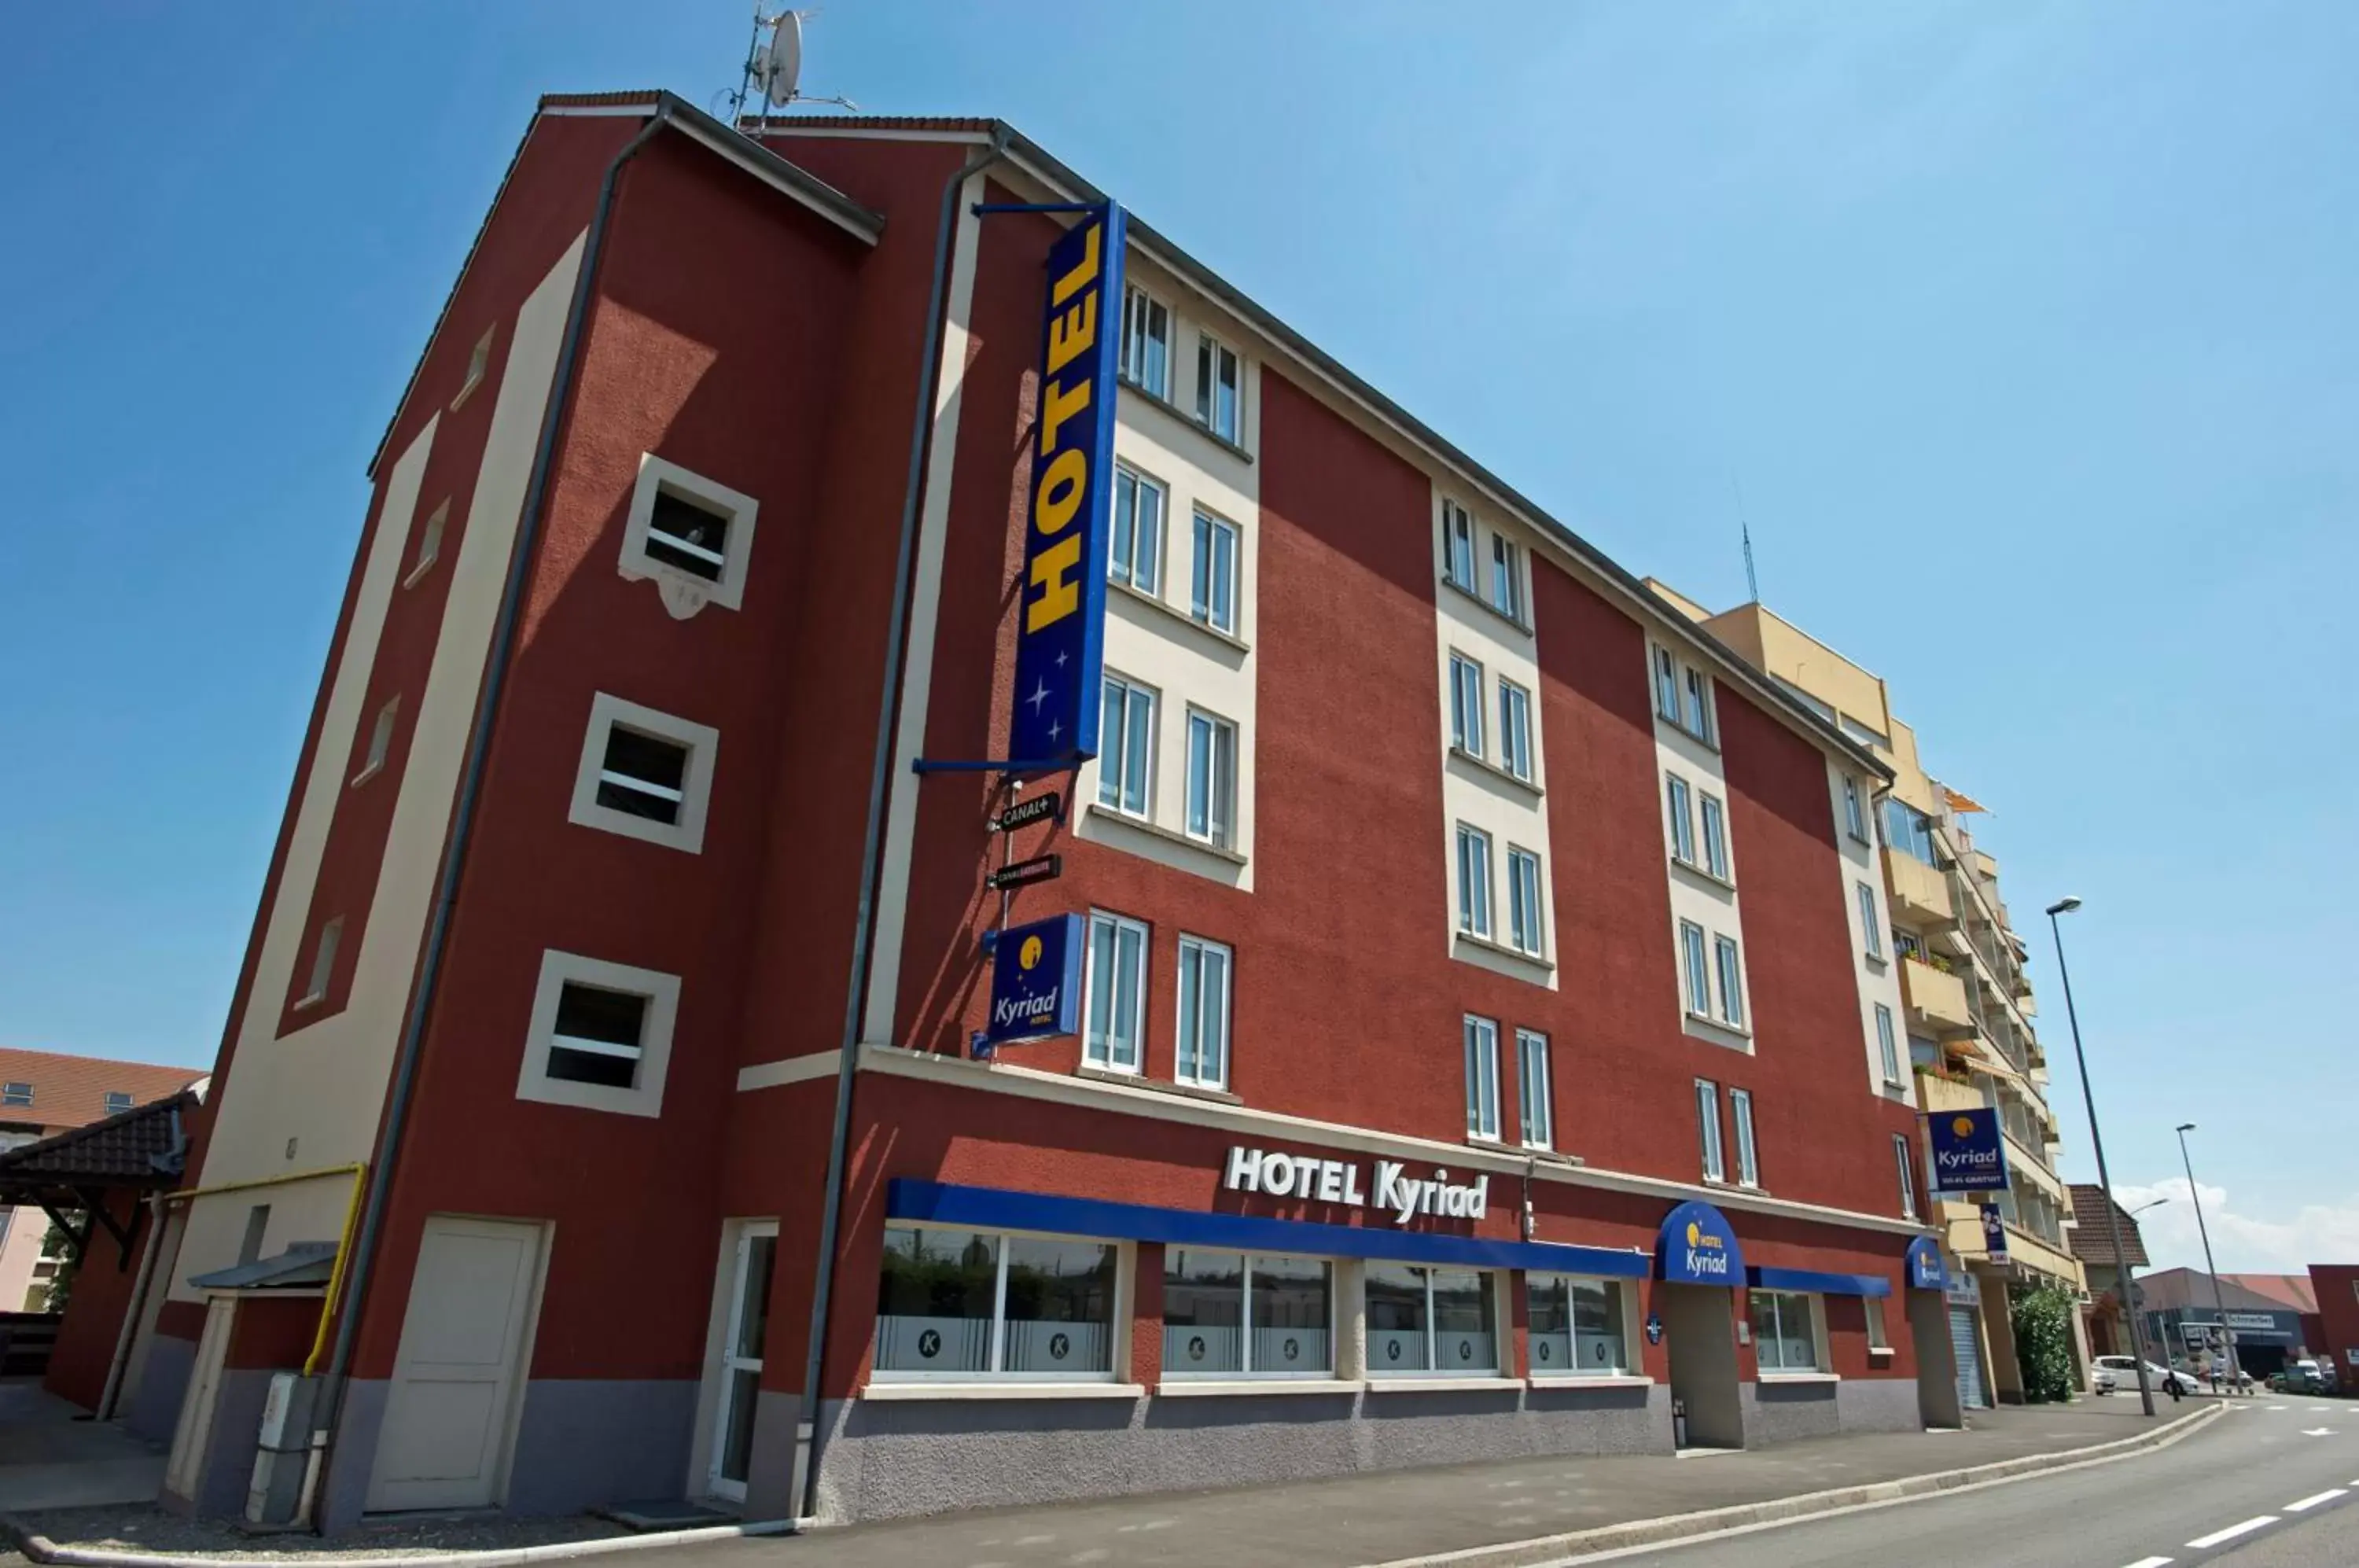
[
  {"left": 366, "top": 1217, "right": 545, "bottom": 1513},
  {"left": 707, "top": 1222, "right": 778, "bottom": 1502},
  {"left": 164, "top": 1294, "right": 235, "bottom": 1500}
]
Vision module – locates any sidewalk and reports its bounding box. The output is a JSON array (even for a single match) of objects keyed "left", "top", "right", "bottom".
[{"left": 0, "top": 1382, "right": 163, "bottom": 1515}]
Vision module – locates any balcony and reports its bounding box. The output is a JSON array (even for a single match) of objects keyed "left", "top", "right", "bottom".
[
  {"left": 1883, "top": 849, "right": 1956, "bottom": 927},
  {"left": 1943, "top": 1210, "right": 2085, "bottom": 1290},
  {"left": 1916, "top": 1069, "right": 1982, "bottom": 1117},
  {"left": 1901, "top": 955, "right": 1974, "bottom": 1035}
]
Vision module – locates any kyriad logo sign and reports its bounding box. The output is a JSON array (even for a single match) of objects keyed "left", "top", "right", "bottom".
[
  {"left": 1222, "top": 1146, "right": 1489, "bottom": 1228},
  {"left": 1657, "top": 1200, "right": 1745, "bottom": 1286},
  {"left": 1925, "top": 1108, "right": 2011, "bottom": 1197}
]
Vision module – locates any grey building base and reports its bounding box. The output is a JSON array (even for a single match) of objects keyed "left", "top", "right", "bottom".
[
  {"left": 805, "top": 1383, "right": 1671, "bottom": 1525},
  {"left": 122, "top": 1332, "right": 195, "bottom": 1447},
  {"left": 506, "top": 1380, "right": 697, "bottom": 1516},
  {"left": 1739, "top": 1376, "right": 1920, "bottom": 1447},
  {"left": 157, "top": 1367, "right": 276, "bottom": 1520}
]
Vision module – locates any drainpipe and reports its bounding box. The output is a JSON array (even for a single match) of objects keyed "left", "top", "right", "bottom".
[
  {"left": 94, "top": 1192, "right": 170, "bottom": 1422},
  {"left": 789, "top": 127, "right": 1007, "bottom": 1525},
  {"left": 300, "top": 101, "right": 679, "bottom": 1531}
]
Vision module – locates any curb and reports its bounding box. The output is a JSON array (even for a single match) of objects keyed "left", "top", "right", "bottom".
[
  {"left": 0, "top": 1513, "right": 817, "bottom": 1568},
  {"left": 1363, "top": 1404, "right": 2225, "bottom": 1568}
]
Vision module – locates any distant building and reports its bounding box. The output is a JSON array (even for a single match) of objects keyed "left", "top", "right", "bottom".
[
  {"left": 2133, "top": 1267, "right": 2313, "bottom": 1380},
  {"left": 0, "top": 1048, "right": 208, "bottom": 1312},
  {"left": 2302, "top": 1264, "right": 2357, "bottom": 1382},
  {"left": 2066, "top": 1183, "right": 2150, "bottom": 1360}
]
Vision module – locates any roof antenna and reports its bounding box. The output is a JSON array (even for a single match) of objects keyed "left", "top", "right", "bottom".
[
  {"left": 1732, "top": 472, "right": 1760, "bottom": 602},
  {"left": 727, "top": 8, "right": 859, "bottom": 130}
]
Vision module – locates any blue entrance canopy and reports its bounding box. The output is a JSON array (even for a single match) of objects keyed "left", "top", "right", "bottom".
[{"left": 1656, "top": 1199, "right": 1744, "bottom": 1286}]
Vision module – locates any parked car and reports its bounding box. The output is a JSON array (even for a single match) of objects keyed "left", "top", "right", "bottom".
[
  {"left": 2092, "top": 1365, "right": 2119, "bottom": 1394},
  {"left": 2094, "top": 1354, "right": 2202, "bottom": 1396},
  {"left": 2279, "top": 1359, "right": 2333, "bottom": 1395}
]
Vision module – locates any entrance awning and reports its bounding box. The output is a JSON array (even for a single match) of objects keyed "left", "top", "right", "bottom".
[
  {"left": 1747, "top": 1265, "right": 1892, "bottom": 1298},
  {"left": 1905, "top": 1235, "right": 1947, "bottom": 1290},
  {"left": 1656, "top": 1200, "right": 1744, "bottom": 1285}
]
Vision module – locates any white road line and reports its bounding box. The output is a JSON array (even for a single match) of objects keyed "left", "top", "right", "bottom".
[
  {"left": 2186, "top": 1517, "right": 2278, "bottom": 1550},
  {"left": 2267, "top": 1404, "right": 2289, "bottom": 1411},
  {"left": 2122, "top": 1557, "right": 2174, "bottom": 1568},
  {"left": 2285, "top": 1488, "right": 2346, "bottom": 1512}
]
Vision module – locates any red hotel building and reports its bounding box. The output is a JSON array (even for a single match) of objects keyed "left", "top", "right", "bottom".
[{"left": 126, "top": 94, "right": 1963, "bottom": 1529}]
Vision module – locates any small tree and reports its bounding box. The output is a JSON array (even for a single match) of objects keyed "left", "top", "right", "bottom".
[{"left": 2011, "top": 1284, "right": 2077, "bottom": 1403}]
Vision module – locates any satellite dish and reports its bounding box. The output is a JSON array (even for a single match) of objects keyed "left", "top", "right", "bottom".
[{"left": 757, "top": 12, "right": 803, "bottom": 105}]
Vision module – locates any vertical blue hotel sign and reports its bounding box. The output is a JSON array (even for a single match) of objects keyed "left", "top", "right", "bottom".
[
  {"left": 1925, "top": 1107, "right": 2011, "bottom": 1196},
  {"left": 1010, "top": 204, "right": 1124, "bottom": 764}
]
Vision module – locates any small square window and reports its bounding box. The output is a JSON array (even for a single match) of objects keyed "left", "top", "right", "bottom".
[
  {"left": 1191, "top": 509, "right": 1240, "bottom": 635},
  {"left": 1456, "top": 823, "right": 1494, "bottom": 940},
  {"left": 1098, "top": 674, "right": 1157, "bottom": 818},
  {"left": 1084, "top": 911, "right": 1150, "bottom": 1073},
  {"left": 1110, "top": 466, "right": 1166, "bottom": 594},
  {"left": 1194, "top": 332, "right": 1242, "bottom": 443},
  {"left": 404, "top": 500, "right": 448, "bottom": 587},
  {"left": 1121, "top": 285, "right": 1171, "bottom": 399},
  {"left": 517, "top": 950, "right": 680, "bottom": 1117},
  {"left": 103, "top": 1091, "right": 134, "bottom": 1115},
  {"left": 1489, "top": 535, "right": 1522, "bottom": 622},
  {"left": 296, "top": 916, "right": 342, "bottom": 1010},
  {"left": 1441, "top": 501, "right": 1476, "bottom": 591},
  {"left": 1184, "top": 708, "right": 1238, "bottom": 849},
  {"left": 2, "top": 1082, "right": 33, "bottom": 1108},
  {"left": 352, "top": 696, "right": 400, "bottom": 786},
  {"left": 620, "top": 455, "right": 760, "bottom": 616},
  {"left": 1176, "top": 935, "right": 1231, "bottom": 1089},
  {"left": 451, "top": 327, "right": 493, "bottom": 410},
  {"left": 569, "top": 693, "right": 719, "bottom": 854}
]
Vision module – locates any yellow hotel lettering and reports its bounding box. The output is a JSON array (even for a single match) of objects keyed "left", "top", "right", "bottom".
[{"left": 1026, "top": 220, "right": 1103, "bottom": 634}]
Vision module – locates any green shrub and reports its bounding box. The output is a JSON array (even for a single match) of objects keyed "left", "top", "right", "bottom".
[{"left": 2011, "top": 1284, "right": 2077, "bottom": 1403}]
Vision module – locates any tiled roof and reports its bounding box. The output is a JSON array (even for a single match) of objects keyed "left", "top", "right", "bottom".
[
  {"left": 745, "top": 113, "right": 994, "bottom": 132},
  {"left": 2067, "top": 1183, "right": 2151, "bottom": 1268},
  {"left": 0, "top": 1088, "right": 198, "bottom": 1189},
  {"left": 2222, "top": 1273, "right": 2319, "bottom": 1313},
  {"left": 0, "top": 1047, "right": 207, "bottom": 1136},
  {"left": 539, "top": 90, "right": 666, "bottom": 109}
]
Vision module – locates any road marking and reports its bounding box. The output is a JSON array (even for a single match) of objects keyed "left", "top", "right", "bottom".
[
  {"left": 2186, "top": 1517, "right": 2277, "bottom": 1550},
  {"left": 2301, "top": 1427, "right": 2337, "bottom": 1437},
  {"left": 2122, "top": 1557, "right": 2174, "bottom": 1568},
  {"left": 2285, "top": 1489, "right": 2346, "bottom": 1512},
  {"left": 2267, "top": 1404, "right": 2289, "bottom": 1411}
]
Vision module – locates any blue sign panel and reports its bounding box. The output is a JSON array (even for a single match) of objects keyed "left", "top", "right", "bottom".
[
  {"left": 1657, "top": 1200, "right": 1744, "bottom": 1286},
  {"left": 1979, "top": 1202, "right": 2009, "bottom": 1261},
  {"left": 1905, "top": 1235, "right": 1947, "bottom": 1291},
  {"left": 1010, "top": 204, "right": 1124, "bottom": 764},
  {"left": 985, "top": 914, "right": 1084, "bottom": 1046},
  {"left": 1926, "top": 1107, "right": 2011, "bottom": 1195}
]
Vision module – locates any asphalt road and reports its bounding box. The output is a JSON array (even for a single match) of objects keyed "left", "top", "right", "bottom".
[{"left": 1593, "top": 1400, "right": 2356, "bottom": 1568}]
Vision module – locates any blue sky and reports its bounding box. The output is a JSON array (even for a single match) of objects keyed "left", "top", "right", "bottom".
[{"left": 2, "top": 3, "right": 2350, "bottom": 1272}]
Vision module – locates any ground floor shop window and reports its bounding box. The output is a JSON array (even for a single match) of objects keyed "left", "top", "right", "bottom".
[
  {"left": 1527, "top": 1273, "right": 1630, "bottom": 1376},
  {"left": 1749, "top": 1289, "right": 1823, "bottom": 1373},
  {"left": 1162, "top": 1250, "right": 1334, "bottom": 1377},
  {"left": 874, "top": 1226, "right": 1119, "bottom": 1379},
  {"left": 1367, "top": 1263, "right": 1497, "bottom": 1375}
]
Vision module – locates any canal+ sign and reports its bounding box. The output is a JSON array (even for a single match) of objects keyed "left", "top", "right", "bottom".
[
  {"left": 1925, "top": 1107, "right": 2011, "bottom": 1196},
  {"left": 1657, "top": 1200, "right": 1744, "bottom": 1286},
  {"left": 1010, "top": 204, "right": 1125, "bottom": 764}
]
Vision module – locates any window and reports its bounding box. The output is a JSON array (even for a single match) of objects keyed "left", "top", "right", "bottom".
[
  {"left": 1194, "top": 332, "right": 1242, "bottom": 442},
  {"left": 296, "top": 916, "right": 341, "bottom": 1010},
  {"left": 517, "top": 950, "right": 680, "bottom": 1117},
  {"left": 1701, "top": 794, "right": 1729, "bottom": 880},
  {"left": 1110, "top": 466, "right": 1165, "bottom": 594},
  {"left": 874, "top": 1226, "right": 1118, "bottom": 1380},
  {"left": 1163, "top": 1250, "right": 1334, "bottom": 1378},
  {"left": 1176, "top": 936, "right": 1231, "bottom": 1090},
  {"left": 1680, "top": 921, "right": 1711, "bottom": 1015},
  {"left": 1489, "top": 534, "right": 1522, "bottom": 621},
  {"left": 1365, "top": 1263, "right": 1497, "bottom": 1375},
  {"left": 1875, "top": 1004, "right": 1902, "bottom": 1087},
  {"left": 453, "top": 326, "right": 492, "bottom": 409},
  {"left": 1183, "top": 709, "right": 1237, "bottom": 848},
  {"left": 1653, "top": 646, "right": 1681, "bottom": 723},
  {"left": 1527, "top": 1275, "right": 1627, "bottom": 1376},
  {"left": 1666, "top": 775, "right": 1696, "bottom": 864},
  {"left": 1894, "top": 1134, "right": 1919, "bottom": 1220},
  {"left": 1866, "top": 1295, "right": 1890, "bottom": 1351},
  {"left": 1841, "top": 774, "right": 1868, "bottom": 841},
  {"left": 1463, "top": 1015, "right": 1500, "bottom": 1140},
  {"left": 1497, "top": 679, "right": 1533, "bottom": 780},
  {"left": 103, "top": 1091, "right": 133, "bottom": 1116},
  {"left": 353, "top": 696, "right": 399, "bottom": 785},
  {"left": 1857, "top": 880, "right": 1883, "bottom": 959},
  {"left": 1442, "top": 501, "right": 1476, "bottom": 590},
  {"left": 1682, "top": 666, "right": 1715, "bottom": 744},
  {"left": 404, "top": 499, "right": 447, "bottom": 587},
  {"left": 1456, "top": 824, "right": 1494, "bottom": 939},
  {"left": 1120, "top": 285, "right": 1170, "bottom": 397},
  {"left": 1882, "top": 797, "right": 1938, "bottom": 866},
  {"left": 1750, "top": 1290, "right": 1822, "bottom": 1373},
  {"left": 569, "top": 694, "right": 719, "bottom": 854},
  {"left": 1507, "top": 847, "right": 1546, "bottom": 957},
  {"left": 1448, "top": 653, "right": 1485, "bottom": 755},
  {"left": 1515, "top": 1029, "right": 1552, "bottom": 1150},
  {"left": 1696, "top": 1080, "right": 1724, "bottom": 1181},
  {"left": 1714, "top": 936, "right": 1746, "bottom": 1028},
  {"left": 620, "top": 455, "right": 759, "bottom": 615},
  {"left": 1729, "top": 1088, "right": 1758, "bottom": 1187},
  {"left": 1084, "top": 911, "right": 1149, "bottom": 1073},
  {"left": 0, "top": 1084, "right": 28, "bottom": 1109},
  {"left": 1097, "top": 675, "right": 1156, "bottom": 816},
  {"left": 237, "top": 1205, "right": 270, "bottom": 1266},
  {"left": 1191, "top": 509, "right": 1239, "bottom": 634},
  {"left": 1840, "top": 715, "right": 1889, "bottom": 750}
]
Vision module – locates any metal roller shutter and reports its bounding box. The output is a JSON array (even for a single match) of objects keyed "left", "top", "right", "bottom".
[{"left": 1949, "top": 1305, "right": 1987, "bottom": 1409}]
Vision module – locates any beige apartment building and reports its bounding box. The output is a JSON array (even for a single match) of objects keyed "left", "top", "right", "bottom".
[{"left": 1648, "top": 587, "right": 2091, "bottom": 1408}]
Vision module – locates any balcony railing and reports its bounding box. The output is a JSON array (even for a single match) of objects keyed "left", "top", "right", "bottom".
[
  {"left": 1883, "top": 848, "right": 1956, "bottom": 927},
  {"left": 1901, "top": 955, "right": 1974, "bottom": 1035}
]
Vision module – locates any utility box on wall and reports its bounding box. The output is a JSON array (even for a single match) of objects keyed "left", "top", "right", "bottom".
[{"left": 245, "top": 1371, "right": 325, "bottom": 1526}]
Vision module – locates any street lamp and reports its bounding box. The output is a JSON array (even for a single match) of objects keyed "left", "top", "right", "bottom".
[
  {"left": 2114, "top": 1196, "right": 2169, "bottom": 1378},
  {"left": 2176, "top": 1123, "right": 2243, "bottom": 1392},
  {"left": 2046, "top": 896, "right": 2155, "bottom": 1415}
]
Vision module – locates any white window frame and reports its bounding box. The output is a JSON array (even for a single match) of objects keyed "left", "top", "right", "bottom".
[
  {"left": 1666, "top": 773, "right": 1697, "bottom": 864},
  {"left": 1516, "top": 1029, "right": 1553, "bottom": 1150},
  {"left": 1866, "top": 1294, "right": 1891, "bottom": 1352},
  {"left": 1682, "top": 664, "right": 1717, "bottom": 745},
  {"left": 1463, "top": 1014, "right": 1500, "bottom": 1141},
  {"left": 1680, "top": 920, "right": 1711, "bottom": 1015},
  {"left": 452, "top": 326, "right": 493, "bottom": 410},
  {"left": 1894, "top": 1133, "right": 1919, "bottom": 1220},
  {"left": 619, "top": 455, "right": 760, "bottom": 616},
  {"left": 1857, "top": 880, "right": 1883, "bottom": 960},
  {"left": 1489, "top": 532, "right": 1522, "bottom": 622},
  {"left": 103, "top": 1091, "right": 134, "bottom": 1115},
  {"left": 1750, "top": 1289, "right": 1825, "bottom": 1374},
  {"left": 1842, "top": 773, "right": 1868, "bottom": 842},
  {"left": 1456, "top": 823, "right": 1494, "bottom": 940},
  {"left": 1696, "top": 1079, "right": 1724, "bottom": 1182},
  {"left": 1875, "top": 1004, "right": 1903, "bottom": 1088},
  {"left": 568, "top": 692, "right": 721, "bottom": 855},
  {"left": 1729, "top": 1087, "right": 1758, "bottom": 1188},
  {"left": 403, "top": 499, "right": 447, "bottom": 588},
  {"left": 872, "top": 1226, "right": 1128, "bottom": 1385},
  {"left": 1652, "top": 646, "right": 1680, "bottom": 723},
  {"left": 1190, "top": 507, "right": 1240, "bottom": 635},
  {"left": 1498, "top": 678, "right": 1533, "bottom": 781},
  {"left": 1194, "top": 329, "right": 1243, "bottom": 443},
  {"left": 295, "top": 916, "right": 341, "bottom": 1010},
  {"left": 1175, "top": 935, "right": 1232, "bottom": 1090},
  {"left": 1183, "top": 707, "right": 1238, "bottom": 849},
  {"left": 352, "top": 694, "right": 400, "bottom": 786},
  {"left": 1120, "top": 284, "right": 1172, "bottom": 398},
  {"left": 1701, "top": 793, "right": 1729, "bottom": 880},
  {"left": 1366, "top": 1264, "right": 1501, "bottom": 1377},
  {"left": 1098, "top": 673, "right": 1157, "bottom": 818},
  {"left": 516, "top": 949, "right": 680, "bottom": 1117},
  {"left": 1525, "top": 1273, "right": 1634, "bottom": 1378},
  {"left": 1084, "top": 911, "right": 1150, "bottom": 1073},
  {"left": 1110, "top": 463, "right": 1166, "bottom": 594},
  {"left": 1714, "top": 935, "right": 1746, "bottom": 1029},
  {"left": 1448, "top": 652, "right": 1485, "bottom": 755},
  {"left": 1442, "top": 501, "right": 1476, "bottom": 591},
  {"left": 0, "top": 1083, "right": 29, "bottom": 1109},
  {"left": 1161, "top": 1251, "right": 1338, "bottom": 1380},
  {"left": 1507, "top": 846, "right": 1546, "bottom": 958}
]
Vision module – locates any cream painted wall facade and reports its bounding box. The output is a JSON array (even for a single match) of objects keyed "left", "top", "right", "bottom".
[
  {"left": 1829, "top": 759, "right": 1911, "bottom": 1107},
  {"left": 1430, "top": 489, "right": 1555, "bottom": 989},
  {"left": 172, "top": 234, "right": 587, "bottom": 1300}
]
